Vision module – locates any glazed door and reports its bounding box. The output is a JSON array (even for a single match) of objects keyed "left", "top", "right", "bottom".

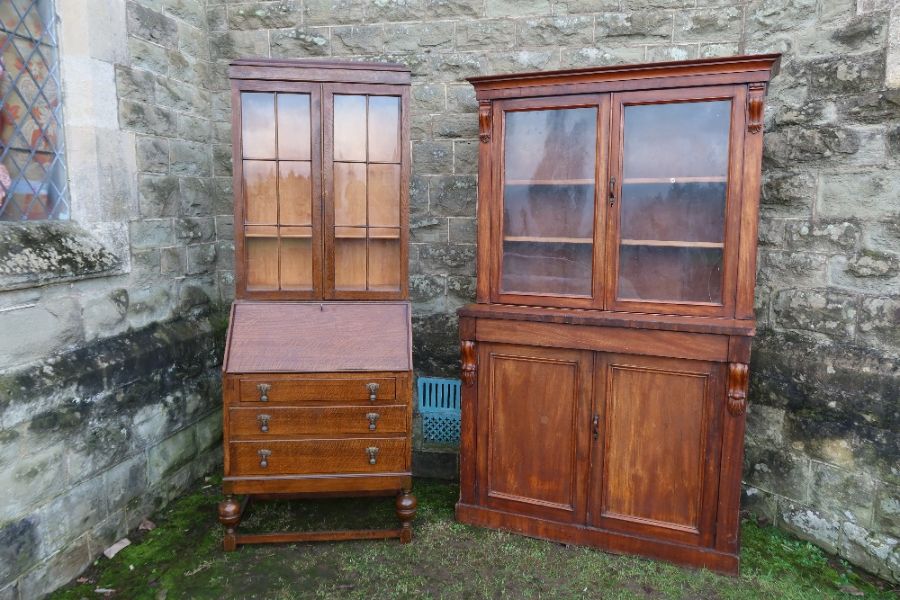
[
  {"left": 323, "top": 84, "right": 410, "bottom": 299},
  {"left": 234, "top": 82, "right": 323, "bottom": 299},
  {"left": 605, "top": 86, "right": 746, "bottom": 317},
  {"left": 491, "top": 95, "right": 610, "bottom": 308},
  {"left": 588, "top": 353, "right": 724, "bottom": 546},
  {"left": 477, "top": 343, "right": 593, "bottom": 523}
]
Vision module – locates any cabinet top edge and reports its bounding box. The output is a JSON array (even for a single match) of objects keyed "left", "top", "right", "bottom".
[{"left": 466, "top": 53, "right": 781, "bottom": 90}]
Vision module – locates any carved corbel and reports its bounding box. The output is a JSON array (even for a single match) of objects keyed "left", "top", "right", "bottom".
[
  {"left": 478, "top": 100, "right": 491, "bottom": 143},
  {"left": 747, "top": 82, "right": 766, "bottom": 134},
  {"left": 461, "top": 340, "right": 477, "bottom": 386},
  {"left": 726, "top": 363, "right": 749, "bottom": 416}
]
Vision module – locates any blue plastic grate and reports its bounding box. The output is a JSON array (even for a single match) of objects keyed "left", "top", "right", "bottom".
[{"left": 417, "top": 376, "right": 461, "bottom": 444}]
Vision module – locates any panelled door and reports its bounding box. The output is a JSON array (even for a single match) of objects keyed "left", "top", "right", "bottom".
[
  {"left": 323, "top": 83, "right": 410, "bottom": 300},
  {"left": 587, "top": 353, "right": 725, "bottom": 547},
  {"left": 235, "top": 82, "right": 323, "bottom": 299},
  {"left": 490, "top": 95, "right": 610, "bottom": 309},
  {"left": 477, "top": 343, "right": 593, "bottom": 523},
  {"left": 605, "top": 86, "right": 746, "bottom": 317}
]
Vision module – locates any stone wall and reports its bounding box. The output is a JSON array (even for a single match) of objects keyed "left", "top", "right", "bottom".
[
  {"left": 208, "top": 0, "right": 899, "bottom": 581},
  {"left": 0, "top": 1, "right": 225, "bottom": 598}
]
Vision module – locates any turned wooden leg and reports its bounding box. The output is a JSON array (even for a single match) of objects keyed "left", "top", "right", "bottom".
[
  {"left": 218, "top": 495, "right": 242, "bottom": 552},
  {"left": 395, "top": 489, "right": 417, "bottom": 544}
]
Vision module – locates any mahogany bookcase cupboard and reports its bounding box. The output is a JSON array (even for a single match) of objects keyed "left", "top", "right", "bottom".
[
  {"left": 218, "top": 59, "right": 416, "bottom": 550},
  {"left": 456, "top": 55, "right": 780, "bottom": 574}
]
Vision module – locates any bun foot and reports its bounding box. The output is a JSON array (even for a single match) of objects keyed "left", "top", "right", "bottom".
[
  {"left": 218, "top": 496, "right": 243, "bottom": 552},
  {"left": 395, "top": 489, "right": 417, "bottom": 544}
]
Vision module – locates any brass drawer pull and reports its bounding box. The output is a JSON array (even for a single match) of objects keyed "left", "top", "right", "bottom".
[
  {"left": 257, "top": 414, "right": 270, "bottom": 433},
  {"left": 367, "top": 382, "right": 379, "bottom": 402},
  {"left": 366, "top": 446, "right": 379, "bottom": 465},
  {"left": 257, "top": 449, "right": 271, "bottom": 468},
  {"left": 256, "top": 383, "right": 270, "bottom": 402},
  {"left": 366, "top": 412, "right": 380, "bottom": 431}
]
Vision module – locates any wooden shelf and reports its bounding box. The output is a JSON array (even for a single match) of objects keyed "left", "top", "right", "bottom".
[
  {"left": 505, "top": 179, "right": 595, "bottom": 186},
  {"left": 622, "top": 176, "right": 727, "bottom": 184},
  {"left": 620, "top": 239, "right": 724, "bottom": 249},
  {"left": 505, "top": 236, "right": 593, "bottom": 244}
]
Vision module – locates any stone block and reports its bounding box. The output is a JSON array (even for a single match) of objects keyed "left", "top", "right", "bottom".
[
  {"left": 416, "top": 243, "right": 476, "bottom": 276},
  {"left": 818, "top": 170, "right": 900, "bottom": 220},
  {"left": 332, "top": 25, "right": 385, "bottom": 55},
  {"left": 446, "top": 84, "right": 477, "bottom": 113},
  {"left": 434, "top": 114, "right": 479, "bottom": 139},
  {"left": 741, "top": 486, "right": 778, "bottom": 523},
  {"left": 385, "top": 22, "right": 454, "bottom": 53},
  {"left": 810, "top": 461, "right": 876, "bottom": 524},
  {"left": 447, "top": 274, "right": 476, "bottom": 305},
  {"left": 700, "top": 42, "right": 741, "bottom": 58},
  {"left": 746, "top": 403, "right": 786, "bottom": 447},
  {"left": 760, "top": 169, "right": 816, "bottom": 216},
  {"left": 486, "top": 0, "right": 551, "bottom": 17},
  {"left": 139, "top": 174, "right": 180, "bottom": 217},
  {"left": 147, "top": 426, "right": 198, "bottom": 484},
  {"left": 779, "top": 502, "right": 840, "bottom": 553},
  {"left": 104, "top": 454, "right": 149, "bottom": 516},
  {"left": 177, "top": 21, "right": 209, "bottom": 59},
  {"left": 128, "top": 37, "right": 170, "bottom": 75},
  {"left": 194, "top": 409, "right": 223, "bottom": 453},
  {"left": 177, "top": 114, "right": 212, "bottom": 143},
  {"left": 744, "top": 443, "right": 812, "bottom": 501},
  {"left": 0, "top": 299, "right": 84, "bottom": 373},
  {"left": 161, "top": 246, "right": 187, "bottom": 275},
  {"left": 136, "top": 135, "right": 169, "bottom": 173},
  {"left": 844, "top": 249, "right": 900, "bottom": 279},
  {"left": 646, "top": 44, "right": 699, "bottom": 62},
  {"left": 228, "top": 1, "right": 302, "bottom": 30},
  {"left": 156, "top": 78, "right": 210, "bottom": 116},
  {"left": 130, "top": 219, "right": 175, "bottom": 249},
  {"left": 412, "top": 312, "right": 459, "bottom": 378},
  {"left": 170, "top": 141, "right": 212, "bottom": 177},
  {"left": 213, "top": 144, "right": 233, "bottom": 177},
  {"left": 169, "top": 51, "right": 211, "bottom": 88},
  {"left": 805, "top": 51, "right": 887, "bottom": 98},
  {"left": 857, "top": 296, "right": 900, "bottom": 346},
  {"left": 302, "top": 0, "right": 366, "bottom": 25},
  {"left": 763, "top": 125, "right": 859, "bottom": 168},
  {"left": 595, "top": 11, "right": 673, "bottom": 42},
  {"left": 784, "top": 220, "right": 861, "bottom": 252},
  {"left": 772, "top": 288, "right": 858, "bottom": 338},
  {"left": 429, "top": 52, "right": 488, "bottom": 81},
  {"left": 449, "top": 217, "right": 476, "bottom": 244},
  {"left": 456, "top": 19, "right": 516, "bottom": 50},
  {"left": 560, "top": 46, "right": 646, "bottom": 68},
  {"left": 413, "top": 140, "right": 453, "bottom": 174},
  {"left": 410, "top": 274, "right": 446, "bottom": 310},
  {"left": 839, "top": 521, "right": 899, "bottom": 581},
  {"left": 127, "top": 1, "right": 178, "bottom": 47},
  {"left": 215, "top": 215, "right": 234, "bottom": 240},
  {"left": 430, "top": 175, "right": 477, "bottom": 217},
  {"left": 270, "top": 27, "right": 330, "bottom": 58},
  {"left": 210, "top": 30, "right": 270, "bottom": 61},
  {"left": 33, "top": 476, "right": 108, "bottom": 560},
  {"left": 486, "top": 49, "right": 559, "bottom": 74},
  {"left": 517, "top": 16, "right": 594, "bottom": 47},
  {"left": 180, "top": 177, "right": 214, "bottom": 216},
  {"left": 119, "top": 100, "right": 178, "bottom": 137},
  {"left": 795, "top": 13, "right": 888, "bottom": 57},
  {"left": 453, "top": 140, "right": 478, "bottom": 175},
  {"left": 115, "top": 65, "right": 155, "bottom": 102},
  {"left": 674, "top": 7, "right": 742, "bottom": 42},
  {"left": 412, "top": 84, "right": 446, "bottom": 114},
  {"left": 187, "top": 243, "right": 218, "bottom": 275},
  {"left": 16, "top": 535, "right": 92, "bottom": 600},
  {"left": 757, "top": 250, "right": 828, "bottom": 289},
  {"left": 175, "top": 217, "right": 216, "bottom": 244},
  {"left": 745, "top": 0, "right": 818, "bottom": 36},
  {"left": 875, "top": 483, "right": 900, "bottom": 537}
]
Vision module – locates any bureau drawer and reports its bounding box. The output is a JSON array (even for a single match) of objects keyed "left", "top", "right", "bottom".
[
  {"left": 229, "top": 438, "right": 407, "bottom": 476},
  {"left": 237, "top": 378, "right": 397, "bottom": 404},
  {"left": 228, "top": 405, "right": 408, "bottom": 437}
]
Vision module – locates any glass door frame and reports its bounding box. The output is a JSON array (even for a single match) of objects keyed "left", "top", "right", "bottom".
[
  {"left": 489, "top": 94, "right": 611, "bottom": 309},
  {"left": 604, "top": 85, "right": 747, "bottom": 318},
  {"left": 322, "top": 82, "right": 410, "bottom": 300},
  {"left": 232, "top": 79, "right": 324, "bottom": 300}
]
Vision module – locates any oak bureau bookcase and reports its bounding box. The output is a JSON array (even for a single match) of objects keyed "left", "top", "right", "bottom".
[
  {"left": 218, "top": 59, "right": 416, "bottom": 549},
  {"left": 456, "top": 55, "right": 780, "bottom": 574}
]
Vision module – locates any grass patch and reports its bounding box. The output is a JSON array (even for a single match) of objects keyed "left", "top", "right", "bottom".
[{"left": 50, "top": 477, "right": 897, "bottom": 599}]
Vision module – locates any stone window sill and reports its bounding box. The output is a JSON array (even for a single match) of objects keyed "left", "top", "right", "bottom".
[{"left": 0, "top": 221, "right": 125, "bottom": 291}]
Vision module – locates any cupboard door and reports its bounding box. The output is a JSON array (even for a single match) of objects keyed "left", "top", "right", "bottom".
[
  {"left": 477, "top": 343, "right": 592, "bottom": 523},
  {"left": 235, "top": 84, "right": 322, "bottom": 298},
  {"left": 491, "top": 96, "right": 610, "bottom": 309},
  {"left": 588, "top": 353, "right": 724, "bottom": 546},
  {"left": 606, "top": 86, "right": 745, "bottom": 317},
  {"left": 324, "top": 84, "right": 409, "bottom": 299}
]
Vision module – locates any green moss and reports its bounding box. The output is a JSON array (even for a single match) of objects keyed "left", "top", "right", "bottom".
[{"left": 49, "top": 479, "right": 897, "bottom": 600}]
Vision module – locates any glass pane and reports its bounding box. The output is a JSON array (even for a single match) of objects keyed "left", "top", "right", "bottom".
[
  {"left": 279, "top": 161, "right": 312, "bottom": 226},
  {"left": 333, "top": 95, "right": 366, "bottom": 162},
  {"left": 280, "top": 228, "right": 313, "bottom": 291},
  {"left": 245, "top": 236, "right": 279, "bottom": 290},
  {"left": 368, "top": 164, "right": 400, "bottom": 227},
  {"left": 243, "top": 160, "right": 277, "bottom": 224},
  {"left": 277, "top": 94, "right": 311, "bottom": 160},
  {"left": 335, "top": 237, "right": 366, "bottom": 290},
  {"left": 241, "top": 93, "right": 276, "bottom": 159},
  {"left": 334, "top": 162, "right": 366, "bottom": 226},
  {"left": 617, "top": 100, "right": 731, "bottom": 304},
  {"left": 368, "top": 237, "right": 401, "bottom": 291},
  {"left": 368, "top": 96, "right": 400, "bottom": 163},
  {"left": 500, "top": 107, "right": 597, "bottom": 297}
]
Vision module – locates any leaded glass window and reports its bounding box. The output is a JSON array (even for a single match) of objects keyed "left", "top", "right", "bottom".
[{"left": 0, "top": 0, "right": 68, "bottom": 220}]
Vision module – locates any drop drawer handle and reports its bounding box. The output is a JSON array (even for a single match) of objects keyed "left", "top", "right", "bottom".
[
  {"left": 257, "top": 383, "right": 270, "bottom": 402},
  {"left": 366, "top": 412, "right": 380, "bottom": 431},
  {"left": 366, "top": 447, "right": 379, "bottom": 465},
  {"left": 257, "top": 449, "right": 271, "bottom": 468},
  {"left": 367, "top": 382, "right": 379, "bottom": 402},
  {"left": 257, "top": 414, "right": 270, "bottom": 433}
]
